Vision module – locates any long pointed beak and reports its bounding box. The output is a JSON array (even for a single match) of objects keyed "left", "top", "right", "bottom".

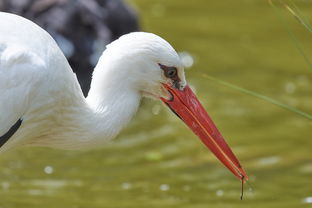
[{"left": 161, "top": 83, "right": 248, "bottom": 182}]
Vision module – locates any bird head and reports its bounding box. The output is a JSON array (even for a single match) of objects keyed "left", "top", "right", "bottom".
[{"left": 92, "top": 32, "right": 248, "bottom": 182}]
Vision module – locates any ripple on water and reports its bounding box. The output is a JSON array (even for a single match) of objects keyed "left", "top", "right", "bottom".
[
  {"left": 303, "top": 197, "right": 312, "bottom": 204},
  {"left": 121, "top": 182, "right": 132, "bottom": 190},
  {"left": 28, "top": 179, "right": 83, "bottom": 189},
  {"left": 44, "top": 165, "right": 54, "bottom": 174},
  {"left": 256, "top": 156, "right": 281, "bottom": 166},
  {"left": 1, "top": 181, "right": 10, "bottom": 191},
  {"left": 299, "top": 163, "right": 312, "bottom": 173},
  {"left": 27, "top": 189, "right": 47, "bottom": 196},
  {"left": 216, "top": 189, "right": 224, "bottom": 197},
  {"left": 159, "top": 184, "right": 170, "bottom": 191}
]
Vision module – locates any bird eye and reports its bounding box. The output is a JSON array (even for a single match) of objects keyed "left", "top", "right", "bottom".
[
  {"left": 165, "top": 68, "right": 177, "bottom": 78},
  {"left": 158, "top": 64, "right": 178, "bottom": 79}
]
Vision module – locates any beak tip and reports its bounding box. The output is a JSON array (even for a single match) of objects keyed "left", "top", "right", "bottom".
[
  {"left": 161, "top": 83, "right": 248, "bottom": 182},
  {"left": 239, "top": 168, "right": 249, "bottom": 182}
]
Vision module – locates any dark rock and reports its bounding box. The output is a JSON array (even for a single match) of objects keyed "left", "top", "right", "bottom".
[{"left": 0, "top": 0, "right": 140, "bottom": 96}]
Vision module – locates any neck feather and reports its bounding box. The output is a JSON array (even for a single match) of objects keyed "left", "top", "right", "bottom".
[
  {"left": 84, "top": 86, "right": 141, "bottom": 147},
  {"left": 28, "top": 65, "right": 141, "bottom": 150},
  {"left": 37, "top": 88, "right": 140, "bottom": 150}
]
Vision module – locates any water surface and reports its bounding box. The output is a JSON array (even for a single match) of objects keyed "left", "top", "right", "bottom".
[{"left": 1, "top": 1, "right": 312, "bottom": 207}]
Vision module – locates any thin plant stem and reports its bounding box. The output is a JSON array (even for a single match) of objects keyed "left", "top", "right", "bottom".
[
  {"left": 202, "top": 74, "right": 312, "bottom": 121},
  {"left": 286, "top": 0, "right": 312, "bottom": 33},
  {"left": 269, "top": 0, "right": 312, "bottom": 71}
]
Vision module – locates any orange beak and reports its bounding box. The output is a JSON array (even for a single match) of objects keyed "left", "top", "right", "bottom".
[{"left": 161, "top": 83, "right": 248, "bottom": 182}]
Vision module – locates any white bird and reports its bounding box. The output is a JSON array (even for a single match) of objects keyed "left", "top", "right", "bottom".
[{"left": 0, "top": 12, "right": 247, "bottom": 182}]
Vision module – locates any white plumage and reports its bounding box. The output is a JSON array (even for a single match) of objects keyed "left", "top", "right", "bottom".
[
  {"left": 0, "top": 12, "right": 248, "bottom": 181},
  {"left": 0, "top": 12, "right": 185, "bottom": 152}
]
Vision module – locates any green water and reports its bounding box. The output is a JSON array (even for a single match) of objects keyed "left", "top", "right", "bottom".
[{"left": 1, "top": 1, "right": 312, "bottom": 207}]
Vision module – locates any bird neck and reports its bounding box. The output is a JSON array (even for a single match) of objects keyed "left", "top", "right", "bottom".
[
  {"left": 40, "top": 87, "right": 141, "bottom": 150},
  {"left": 83, "top": 84, "right": 141, "bottom": 147},
  {"left": 72, "top": 50, "right": 143, "bottom": 149},
  {"left": 25, "top": 64, "right": 141, "bottom": 150}
]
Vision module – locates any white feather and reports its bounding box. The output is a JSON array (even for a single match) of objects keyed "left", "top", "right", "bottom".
[{"left": 0, "top": 12, "right": 185, "bottom": 152}]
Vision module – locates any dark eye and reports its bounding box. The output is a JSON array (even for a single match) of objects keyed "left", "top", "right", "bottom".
[
  {"left": 165, "top": 68, "right": 177, "bottom": 78},
  {"left": 159, "top": 64, "right": 178, "bottom": 79}
]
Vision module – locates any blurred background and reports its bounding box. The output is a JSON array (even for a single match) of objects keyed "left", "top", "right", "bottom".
[{"left": 0, "top": 0, "right": 312, "bottom": 207}]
